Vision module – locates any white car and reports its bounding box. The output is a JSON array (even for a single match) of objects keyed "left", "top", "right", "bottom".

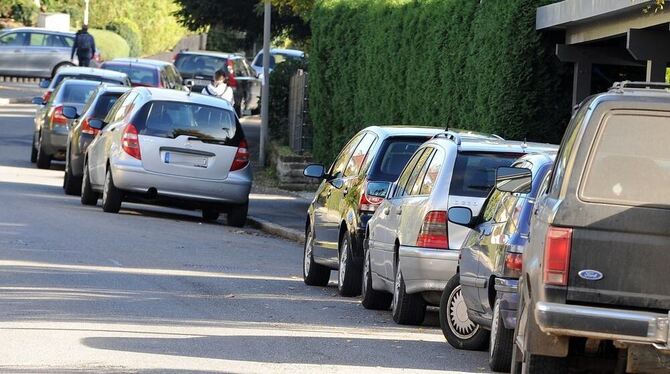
[{"left": 251, "top": 48, "right": 305, "bottom": 77}]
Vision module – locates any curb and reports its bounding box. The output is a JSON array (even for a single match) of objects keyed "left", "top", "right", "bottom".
[
  {"left": 0, "top": 97, "right": 33, "bottom": 105},
  {"left": 247, "top": 216, "right": 305, "bottom": 244}
]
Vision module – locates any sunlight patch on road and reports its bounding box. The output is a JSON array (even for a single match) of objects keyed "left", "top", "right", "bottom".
[
  {"left": 249, "top": 193, "right": 299, "bottom": 201},
  {"left": 0, "top": 165, "right": 63, "bottom": 187}
]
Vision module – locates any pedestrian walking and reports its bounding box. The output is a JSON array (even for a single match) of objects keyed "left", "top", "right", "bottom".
[
  {"left": 71, "top": 25, "right": 96, "bottom": 67},
  {"left": 201, "top": 69, "right": 235, "bottom": 107}
]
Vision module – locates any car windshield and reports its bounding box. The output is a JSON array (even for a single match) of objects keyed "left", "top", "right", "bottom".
[
  {"left": 103, "top": 64, "right": 158, "bottom": 87},
  {"left": 450, "top": 152, "right": 524, "bottom": 198},
  {"left": 174, "top": 55, "right": 227, "bottom": 77},
  {"left": 54, "top": 74, "right": 126, "bottom": 88},
  {"left": 57, "top": 84, "right": 98, "bottom": 104},
  {"left": 136, "top": 101, "right": 237, "bottom": 141},
  {"left": 91, "top": 92, "right": 124, "bottom": 119},
  {"left": 368, "top": 137, "right": 429, "bottom": 181}
]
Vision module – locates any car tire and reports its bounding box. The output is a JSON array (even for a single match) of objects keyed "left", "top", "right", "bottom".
[
  {"left": 440, "top": 275, "right": 489, "bottom": 350},
  {"left": 303, "top": 223, "right": 330, "bottom": 286},
  {"left": 489, "top": 296, "right": 515, "bottom": 372},
  {"left": 337, "top": 231, "right": 362, "bottom": 297},
  {"left": 31, "top": 134, "right": 38, "bottom": 163},
  {"left": 361, "top": 241, "right": 392, "bottom": 310},
  {"left": 202, "top": 209, "right": 220, "bottom": 222},
  {"left": 101, "top": 168, "right": 122, "bottom": 213},
  {"left": 36, "top": 133, "right": 51, "bottom": 170},
  {"left": 64, "top": 149, "right": 82, "bottom": 196},
  {"left": 80, "top": 161, "right": 98, "bottom": 206},
  {"left": 391, "top": 265, "right": 426, "bottom": 325},
  {"left": 227, "top": 202, "right": 248, "bottom": 227}
]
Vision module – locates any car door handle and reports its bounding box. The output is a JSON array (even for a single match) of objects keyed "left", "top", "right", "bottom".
[
  {"left": 395, "top": 208, "right": 402, "bottom": 216},
  {"left": 383, "top": 207, "right": 390, "bottom": 215}
]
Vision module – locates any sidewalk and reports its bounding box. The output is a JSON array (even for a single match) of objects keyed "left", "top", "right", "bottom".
[{"left": 247, "top": 186, "right": 311, "bottom": 244}]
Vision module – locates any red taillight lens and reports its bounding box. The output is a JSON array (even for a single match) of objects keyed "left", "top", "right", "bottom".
[
  {"left": 230, "top": 138, "right": 249, "bottom": 171},
  {"left": 543, "top": 226, "right": 572, "bottom": 286},
  {"left": 51, "top": 105, "right": 68, "bottom": 126},
  {"left": 81, "top": 117, "right": 98, "bottom": 136},
  {"left": 504, "top": 252, "right": 523, "bottom": 278},
  {"left": 359, "top": 182, "right": 385, "bottom": 213},
  {"left": 94, "top": 52, "right": 101, "bottom": 63},
  {"left": 416, "top": 211, "right": 449, "bottom": 249},
  {"left": 122, "top": 124, "right": 141, "bottom": 160},
  {"left": 227, "top": 60, "right": 238, "bottom": 88},
  {"left": 42, "top": 91, "right": 51, "bottom": 103}
]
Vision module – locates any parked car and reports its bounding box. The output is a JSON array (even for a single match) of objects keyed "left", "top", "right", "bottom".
[
  {"left": 173, "top": 51, "right": 261, "bottom": 116},
  {"left": 250, "top": 48, "right": 305, "bottom": 77},
  {"left": 457, "top": 153, "right": 556, "bottom": 371},
  {"left": 37, "top": 67, "right": 131, "bottom": 106},
  {"left": 101, "top": 58, "right": 184, "bottom": 90},
  {"left": 0, "top": 27, "right": 89, "bottom": 78},
  {"left": 31, "top": 79, "right": 101, "bottom": 169},
  {"left": 363, "top": 132, "right": 557, "bottom": 329},
  {"left": 62, "top": 84, "right": 131, "bottom": 195},
  {"left": 510, "top": 82, "right": 670, "bottom": 373},
  {"left": 302, "top": 127, "right": 447, "bottom": 296},
  {"left": 81, "top": 87, "right": 251, "bottom": 227}
]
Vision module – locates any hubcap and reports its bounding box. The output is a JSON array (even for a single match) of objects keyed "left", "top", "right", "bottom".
[
  {"left": 490, "top": 300, "right": 500, "bottom": 357},
  {"left": 339, "top": 239, "right": 348, "bottom": 287},
  {"left": 304, "top": 230, "right": 313, "bottom": 276},
  {"left": 392, "top": 267, "right": 401, "bottom": 312},
  {"left": 447, "top": 285, "right": 479, "bottom": 340},
  {"left": 103, "top": 173, "right": 109, "bottom": 202},
  {"left": 362, "top": 250, "right": 370, "bottom": 295}
]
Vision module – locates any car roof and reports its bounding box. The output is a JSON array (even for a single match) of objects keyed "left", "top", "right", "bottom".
[
  {"left": 0, "top": 27, "right": 75, "bottom": 36},
  {"left": 56, "top": 67, "right": 129, "bottom": 80},
  {"left": 59, "top": 79, "right": 105, "bottom": 87},
  {"left": 363, "top": 126, "right": 445, "bottom": 138},
  {"left": 268, "top": 48, "right": 304, "bottom": 57},
  {"left": 177, "top": 50, "right": 237, "bottom": 59},
  {"left": 107, "top": 58, "right": 172, "bottom": 67},
  {"left": 95, "top": 84, "right": 132, "bottom": 94},
  {"left": 136, "top": 87, "right": 235, "bottom": 111},
  {"left": 428, "top": 135, "right": 559, "bottom": 154},
  {"left": 103, "top": 61, "right": 160, "bottom": 70}
]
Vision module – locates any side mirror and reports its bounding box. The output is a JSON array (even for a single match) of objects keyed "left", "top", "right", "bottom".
[
  {"left": 496, "top": 167, "right": 532, "bottom": 194},
  {"left": 32, "top": 97, "right": 45, "bottom": 105},
  {"left": 39, "top": 79, "right": 50, "bottom": 89},
  {"left": 88, "top": 118, "right": 105, "bottom": 130},
  {"left": 61, "top": 106, "right": 78, "bottom": 120},
  {"left": 303, "top": 164, "right": 326, "bottom": 179},
  {"left": 448, "top": 207, "right": 473, "bottom": 226},
  {"left": 366, "top": 181, "right": 390, "bottom": 200}
]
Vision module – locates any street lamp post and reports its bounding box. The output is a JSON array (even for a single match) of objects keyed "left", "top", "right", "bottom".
[
  {"left": 259, "top": 0, "right": 271, "bottom": 167},
  {"left": 83, "top": 0, "right": 90, "bottom": 25}
]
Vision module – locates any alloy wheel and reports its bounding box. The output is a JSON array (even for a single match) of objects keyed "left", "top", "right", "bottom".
[
  {"left": 304, "top": 230, "right": 313, "bottom": 276},
  {"left": 392, "top": 266, "right": 401, "bottom": 312},
  {"left": 338, "top": 239, "right": 349, "bottom": 287},
  {"left": 490, "top": 299, "right": 500, "bottom": 357},
  {"left": 447, "top": 285, "right": 479, "bottom": 340}
]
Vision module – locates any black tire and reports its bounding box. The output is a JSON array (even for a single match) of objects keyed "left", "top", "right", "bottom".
[
  {"left": 303, "top": 223, "right": 330, "bottom": 286},
  {"left": 101, "top": 168, "right": 122, "bottom": 213},
  {"left": 391, "top": 264, "right": 426, "bottom": 325},
  {"left": 30, "top": 134, "right": 37, "bottom": 163},
  {"left": 489, "top": 296, "right": 515, "bottom": 372},
  {"left": 361, "top": 239, "right": 392, "bottom": 310},
  {"left": 36, "top": 133, "right": 51, "bottom": 169},
  {"left": 337, "top": 231, "right": 362, "bottom": 297},
  {"left": 227, "top": 202, "right": 248, "bottom": 227},
  {"left": 440, "top": 275, "right": 489, "bottom": 350},
  {"left": 80, "top": 161, "right": 98, "bottom": 206},
  {"left": 202, "top": 209, "right": 220, "bottom": 222},
  {"left": 63, "top": 150, "right": 82, "bottom": 196}
]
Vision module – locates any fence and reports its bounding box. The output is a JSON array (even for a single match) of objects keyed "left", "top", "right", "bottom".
[{"left": 288, "top": 69, "right": 312, "bottom": 154}]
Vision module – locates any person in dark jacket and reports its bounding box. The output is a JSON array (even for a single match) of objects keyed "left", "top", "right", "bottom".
[{"left": 70, "top": 25, "right": 96, "bottom": 67}]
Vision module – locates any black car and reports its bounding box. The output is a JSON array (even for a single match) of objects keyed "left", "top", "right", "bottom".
[
  {"left": 458, "top": 153, "right": 554, "bottom": 371},
  {"left": 302, "top": 126, "right": 444, "bottom": 296},
  {"left": 101, "top": 58, "right": 184, "bottom": 90},
  {"left": 62, "top": 84, "right": 130, "bottom": 195},
  {"left": 174, "top": 51, "right": 261, "bottom": 116}
]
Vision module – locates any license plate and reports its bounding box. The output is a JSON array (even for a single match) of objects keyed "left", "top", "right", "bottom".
[
  {"left": 194, "top": 79, "right": 210, "bottom": 87},
  {"left": 164, "top": 151, "right": 208, "bottom": 168}
]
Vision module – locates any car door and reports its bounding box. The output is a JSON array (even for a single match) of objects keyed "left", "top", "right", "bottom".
[
  {"left": 26, "top": 33, "right": 57, "bottom": 77},
  {"left": 0, "top": 31, "right": 28, "bottom": 75},
  {"left": 396, "top": 147, "right": 435, "bottom": 246},
  {"left": 242, "top": 59, "right": 261, "bottom": 110}
]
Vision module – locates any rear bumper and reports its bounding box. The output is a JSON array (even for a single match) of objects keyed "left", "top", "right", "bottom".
[
  {"left": 535, "top": 301, "right": 670, "bottom": 349},
  {"left": 111, "top": 162, "right": 252, "bottom": 205},
  {"left": 43, "top": 127, "right": 68, "bottom": 158},
  {"left": 399, "top": 245, "right": 459, "bottom": 294}
]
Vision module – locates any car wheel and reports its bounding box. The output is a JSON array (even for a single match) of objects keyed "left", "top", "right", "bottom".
[
  {"left": 202, "top": 209, "right": 220, "bottom": 222},
  {"left": 101, "top": 168, "right": 122, "bottom": 213},
  {"left": 227, "top": 202, "right": 248, "bottom": 227},
  {"left": 361, "top": 241, "right": 392, "bottom": 310},
  {"left": 440, "top": 275, "right": 489, "bottom": 350},
  {"left": 489, "top": 296, "right": 515, "bottom": 372},
  {"left": 36, "top": 133, "right": 51, "bottom": 169},
  {"left": 80, "top": 161, "right": 98, "bottom": 206},
  {"left": 303, "top": 223, "right": 330, "bottom": 286},
  {"left": 31, "top": 133, "right": 38, "bottom": 163},
  {"left": 63, "top": 148, "right": 82, "bottom": 196},
  {"left": 337, "top": 230, "right": 362, "bottom": 297},
  {"left": 391, "top": 264, "right": 426, "bottom": 325}
]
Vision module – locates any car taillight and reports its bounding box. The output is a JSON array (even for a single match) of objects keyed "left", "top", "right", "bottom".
[
  {"left": 122, "top": 124, "right": 141, "bottom": 160},
  {"left": 543, "top": 226, "right": 572, "bottom": 286},
  {"left": 42, "top": 91, "right": 51, "bottom": 103},
  {"left": 359, "top": 183, "right": 384, "bottom": 213},
  {"left": 416, "top": 211, "right": 449, "bottom": 249},
  {"left": 51, "top": 105, "right": 68, "bottom": 126},
  {"left": 93, "top": 52, "right": 101, "bottom": 63},
  {"left": 504, "top": 252, "right": 523, "bottom": 278},
  {"left": 226, "top": 60, "right": 238, "bottom": 88},
  {"left": 80, "top": 117, "right": 98, "bottom": 136},
  {"left": 230, "top": 138, "right": 249, "bottom": 171}
]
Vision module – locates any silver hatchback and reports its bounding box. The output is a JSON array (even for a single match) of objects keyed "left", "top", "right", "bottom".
[{"left": 81, "top": 87, "right": 252, "bottom": 226}]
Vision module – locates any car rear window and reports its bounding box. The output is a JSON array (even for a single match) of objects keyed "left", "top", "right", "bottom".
[
  {"left": 368, "top": 137, "right": 429, "bottom": 182},
  {"left": 91, "top": 93, "right": 124, "bottom": 118},
  {"left": 449, "top": 152, "right": 524, "bottom": 198},
  {"left": 57, "top": 84, "right": 97, "bottom": 104},
  {"left": 103, "top": 64, "right": 158, "bottom": 87},
  {"left": 580, "top": 113, "right": 670, "bottom": 207},
  {"left": 134, "top": 101, "right": 239, "bottom": 143},
  {"left": 54, "top": 74, "right": 126, "bottom": 88},
  {"left": 174, "top": 54, "right": 227, "bottom": 77}
]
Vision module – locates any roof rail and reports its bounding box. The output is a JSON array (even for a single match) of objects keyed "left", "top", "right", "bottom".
[
  {"left": 610, "top": 81, "right": 670, "bottom": 91},
  {"left": 432, "top": 131, "right": 462, "bottom": 145}
]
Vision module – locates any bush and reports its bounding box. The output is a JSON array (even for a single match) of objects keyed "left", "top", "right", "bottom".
[
  {"left": 310, "top": 0, "right": 570, "bottom": 164},
  {"left": 106, "top": 20, "right": 142, "bottom": 58},
  {"left": 268, "top": 59, "right": 308, "bottom": 145},
  {"left": 89, "top": 29, "right": 130, "bottom": 61},
  {"left": 0, "top": 0, "right": 38, "bottom": 26}
]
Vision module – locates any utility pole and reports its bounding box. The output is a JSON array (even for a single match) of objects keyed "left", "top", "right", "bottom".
[
  {"left": 83, "top": 0, "right": 90, "bottom": 25},
  {"left": 259, "top": 0, "right": 271, "bottom": 167}
]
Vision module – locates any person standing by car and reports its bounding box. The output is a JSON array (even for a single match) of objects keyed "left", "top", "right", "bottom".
[
  {"left": 201, "top": 69, "right": 235, "bottom": 107},
  {"left": 70, "top": 25, "right": 96, "bottom": 67}
]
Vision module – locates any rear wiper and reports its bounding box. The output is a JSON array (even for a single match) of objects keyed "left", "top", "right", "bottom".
[{"left": 187, "top": 136, "right": 227, "bottom": 145}]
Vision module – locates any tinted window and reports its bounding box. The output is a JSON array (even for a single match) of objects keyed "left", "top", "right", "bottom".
[
  {"left": 450, "top": 152, "right": 523, "bottom": 198},
  {"left": 28, "top": 33, "right": 47, "bottom": 46},
  {"left": 0, "top": 32, "right": 26, "bottom": 46},
  {"left": 57, "top": 84, "right": 97, "bottom": 104},
  {"left": 110, "top": 92, "right": 138, "bottom": 123},
  {"left": 135, "top": 101, "right": 237, "bottom": 141},
  {"left": 330, "top": 133, "right": 364, "bottom": 178},
  {"left": 405, "top": 148, "right": 433, "bottom": 196},
  {"left": 368, "top": 137, "right": 428, "bottom": 182},
  {"left": 581, "top": 113, "right": 670, "bottom": 207},
  {"left": 91, "top": 93, "right": 124, "bottom": 118},
  {"left": 103, "top": 64, "right": 158, "bottom": 86},
  {"left": 482, "top": 189, "right": 506, "bottom": 222},
  {"left": 344, "top": 133, "right": 377, "bottom": 177},
  {"left": 174, "top": 54, "right": 227, "bottom": 77},
  {"left": 395, "top": 149, "right": 425, "bottom": 198},
  {"left": 419, "top": 148, "right": 444, "bottom": 195}
]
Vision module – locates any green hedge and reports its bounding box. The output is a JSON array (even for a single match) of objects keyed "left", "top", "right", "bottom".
[
  {"left": 89, "top": 29, "right": 130, "bottom": 61},
  {"left": 310, "top": 0, "right": 570, "bottom": 163},
  {"left": 0, "top": 0, "right": 38, "bottom": 25},
  {"left": 269, "top": 59, "right": 308, "bottom": 145},
  {"left": 106, "top": 20, "right": 142, "bottom": 58}
]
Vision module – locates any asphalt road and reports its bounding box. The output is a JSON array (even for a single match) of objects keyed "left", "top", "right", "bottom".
[{"left": 0, "top": 101, "right": 490, "bottom": 373}]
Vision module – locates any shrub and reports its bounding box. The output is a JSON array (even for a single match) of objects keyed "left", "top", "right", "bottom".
[
  {"left": 268, "top": 59, "right": 308, "bottom": 145},
  {"left": 106, "top": 20, "right": 142, "bottom": 58},
  {"left": 0, "top": 0, "right": 38, "bottom": 26},
  {"left": 310, "top": 0, "right": 571, "bottom": 164},
  {"left": 89, "top": 29, "right": 130, "bottom": 61}
]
